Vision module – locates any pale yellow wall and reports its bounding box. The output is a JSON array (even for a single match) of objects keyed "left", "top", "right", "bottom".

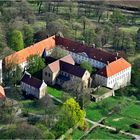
[
  {"left": 43, "top": 66, "right": 59, "bottom": 85},
  {"left": 82, "top": 71, "right": 90, "bottom": 88}
]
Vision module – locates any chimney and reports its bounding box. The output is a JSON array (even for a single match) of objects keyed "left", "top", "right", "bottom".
[
  {"left": 116, "top": 52, "right": 119, "bottom": 57},
  {"left": 115, "top": 57, "right": 117, "bottom": 60}
]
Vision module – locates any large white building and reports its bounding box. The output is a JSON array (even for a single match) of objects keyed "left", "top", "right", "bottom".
[{"left": 55, "top": 36, "right": 131, "bottom": 89}]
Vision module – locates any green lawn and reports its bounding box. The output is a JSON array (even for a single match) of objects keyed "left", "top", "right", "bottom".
[
  {"left": 85, "top": 127, "right": 132, "bottom": 139},
  {"left": 47, "top": 86, "right": 71, "bottom": 102},
  {"left": 20, "top": 100, "right": 45, "bottom": 115},
  {"left": 47, "top": 86, "right": 63, "bottom": 99},
  {"left": 72, "top": 122, "right": 93, "bottom": 139},
  {"left": 105, "top": 102, "right": 140, "bottom": 135},
  {"left": 85, "top": 97, "right": 120, "bottom": 121},
  {"left": 72, "top": 128, "right": 85, "bottom": 139},
  {"left": 119, "top": 26, "right": 139, "bottom": 34}
]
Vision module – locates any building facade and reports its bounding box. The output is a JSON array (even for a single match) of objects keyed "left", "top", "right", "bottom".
[
  {"left": 21, "top": 73, "right": 47, "bottom": 99},
  {"left": 43, "top": 55, "right": 91, "bottom": 88}
]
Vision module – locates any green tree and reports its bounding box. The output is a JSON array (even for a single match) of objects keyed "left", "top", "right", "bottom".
[
  {"left": 80, "top": 61, "right": 95, "bottom": 73},
  {"left": 8, "top": 30, "right": 24, "bottom": 51},
  {"left": 123, "top": 35, "right": 135, "bottom": 55},
  {"left": 27, "top": 54, "right": 45, "bottom": 74},
  {"left": 3, "top": 63, "right": 22, "bottom": 86},
  {"left": 83, "top": 28, "right": 96, "bottom": 44},
  {"left": 62, "top": 98, "right": 85, "bottom": 128},
  {"left": 110, "top": 10, "right": 127, "bottom": 25},
  {"left": 55, "top": 98, "right": 85, "bottom": 136},
  {"left": 23, "top": 25, "right": 34, "bottom": 47},
  {"left": 136, "top": 28, "right": 140, "bottom": 50},
  {"left": 50, "top": 48, "right": 67, "bottom": 59},
  {"left": 72, "top": 22, "right": 82, "bottom": 39}
]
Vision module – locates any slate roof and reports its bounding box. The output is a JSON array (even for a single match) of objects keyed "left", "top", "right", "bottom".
[
  {"left": 55, "top": 36, "right": 119, "bottom": 64},
  {"left": 21, "top": 73, "right": 43, "bottom": 89},
  {"left": 97, "top": 58, "right": 131, "bottom": 77},
  {"left": 60, "top": 61, "right": 86, "bottom": 78}
]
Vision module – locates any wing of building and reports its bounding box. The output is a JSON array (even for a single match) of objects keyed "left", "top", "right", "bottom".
[
  {"left": 3, "top": 35, "right": 56, "bottom": 69},
  {"left": 43, "top": 55, "right": 91, "bottom": 88},
  {"left": 21, "top": 72, "right": 47, "bottom": 99}
]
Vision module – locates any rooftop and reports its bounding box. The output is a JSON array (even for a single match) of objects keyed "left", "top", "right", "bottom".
[
  {"left": 55, "top": 36, "right": 119, "bottom": 64},
  {"left": 21, "top": 73, "right": 43, "bottom": 89},
  {"left": 4, "top": 35, "right": 56, "bottom": 66},
  {"left": 97, "top": 58, "right": 131, "bottom": 77}
]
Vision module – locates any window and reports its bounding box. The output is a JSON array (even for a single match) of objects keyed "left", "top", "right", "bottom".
[
  {"left": 48, "top": 73, "right": 50, "bottom": 77},
  {"left": 45, "top": 72, "right": 47, "bottom": 76}
]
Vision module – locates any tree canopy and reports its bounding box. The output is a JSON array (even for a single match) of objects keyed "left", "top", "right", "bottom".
[
  {"left": 8, "top": 30, "right": 24, "bottom": 51},
  {"left": 27, "top": 54, "right": 46, "bottom": 74},
  {"left": 55, "top": 98, "right": 85, "bottom": 136},
  {"left": 80, "top": 61, "right": 95, "bottom": 73}
]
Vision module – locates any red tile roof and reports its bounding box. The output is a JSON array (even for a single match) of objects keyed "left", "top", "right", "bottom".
[
  {"left": 55, "top": 36, "right": 119, "bottom": 64},
  {"left": 48, "top": 55, "right": 75, "bottom": 73},
  {"left": 4, "top": 36, "right": 56, "bottom": 66},
  {"left": 97, "top": 58, "right": 131, "bottom": 77},
  {"left": 0, "top": 86, "right": 5, "bottom": 98}
]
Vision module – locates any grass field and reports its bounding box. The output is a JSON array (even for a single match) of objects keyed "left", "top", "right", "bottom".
[
  {"left": 85, "top": 127, "right": 132, "bottom": 139},
  {"left": 48, "top": 86, "right": 63, "bottom": 99},
  {"left": 119, "top": 26, "right": 139, "bottom": 34},
  {"left": 85, "top": 97, "right": 120, "bottom": 121},
  {"left": 20, "top": 100, "right": 45, "bottom": 115},
  {"left": 105, "top": 102, "right": 140, "bottom": 135}
]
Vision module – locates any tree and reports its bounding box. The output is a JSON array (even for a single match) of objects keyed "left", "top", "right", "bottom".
[
  {"left": 8, "top": 30, "right": 24, "bottom": 51},
  {"left": 136, "top": 28, "right": 140, "bottom": 50},
  {"left": 80, "top": 61, "right": 95, "bottom": 73},
  {"left": 62, "top": 98, "right": 85, "bottom": 128},
  {"left": 62, "top": 80, "right": 91, "bottom": 110},
  {"left": 23, "top": 25, "right": 34, "bottom": 47},
  {"left": 50, "top": 48, "right": 67, "bottom": 59},
  {"left": 72, "top": 22, "right": 82, "bottom": 39},
  {"left": 55, "top": 98, "right": 85, "bottom": 136},
  {"left": 123, "top": 35, "right": 135, "bottom": 55},
  {"left": 83, "top": 28, "right": 96, "bottom": 45},
  {"left": 27, "top": 55, "right": 45, "bottom": 74},
  {"left": 34, "top": 31, "right": 48, "bottom": 43},
  {"left": 110, "top": 10, "right": 127, "bottom": 25},
  {"left": 3, "top": 62, "right": 22, "bottom": 86}
]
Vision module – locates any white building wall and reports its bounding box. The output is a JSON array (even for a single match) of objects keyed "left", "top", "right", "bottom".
[
  {"left": 95, "top": 66, "right": 131, "bottom": 89},
  {"left": 21, "top": 82, "right": 39, "bottom": 98},
  {"left": 0, "top": 60, "right": 2, "bottom": 83},
  {"left": 57, "top": 46, "right": 106, "bottom": 69}
]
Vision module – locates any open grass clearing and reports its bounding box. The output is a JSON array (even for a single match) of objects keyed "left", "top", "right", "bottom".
[
  {"left": 72, "top": 121, "right": 93, "bottom": 139},
  {"left": 119, "top": 26, "right": 139, "bottom": 34},
  {"left": 84, "top": 127, "right": 133, "bottom": 139},
  {"left": 105, "top": 102, "right": 140, "bottom": 135},
  {"left": 85, "top": 96, "right": 120, "bottom": 121}
]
